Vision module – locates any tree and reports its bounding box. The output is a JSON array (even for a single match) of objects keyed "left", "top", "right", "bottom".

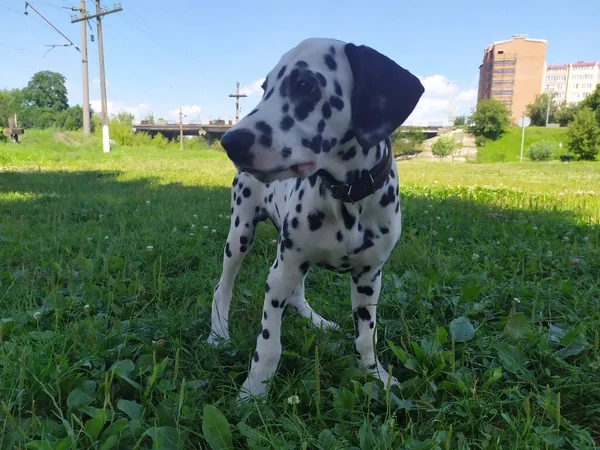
[
  {"left": 20, "top": 70, "right": 69, "bottom": 111},
  {"left": 580, "top": 84, "right": 600, "bottom": 126},
  {"left": 555, "top": 102, "right": 580, "bottom": 127},
  {"left": 0, "top": 89, "right": 21, "bottom": 127},
  {"left": 525, "top": 93, "right": 558, "bottom": 126},
  {"left": 566, "top": 107, "right": 600, "bottom": 161},
  {"left": 431, "top": 135, "right": 459, "bottom": 159},
  {"left": 453, "top": 115, "right": 467, "bottom": 127},
  {"left": 467, "top": 99, "right": 511, "bottom": 141}
]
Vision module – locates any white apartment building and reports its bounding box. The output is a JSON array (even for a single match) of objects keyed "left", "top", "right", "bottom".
[{"left": 543, "top": 61, "right": 600, "bottom": 104}]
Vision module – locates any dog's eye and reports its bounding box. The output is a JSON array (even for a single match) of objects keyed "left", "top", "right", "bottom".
[{"left": 297, "top": 80, "right": 316, "bottom": 95}]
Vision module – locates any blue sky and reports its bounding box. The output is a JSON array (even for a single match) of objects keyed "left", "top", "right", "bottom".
[{"left": 1, "top": 0, "right": 599, "bottom": 125}]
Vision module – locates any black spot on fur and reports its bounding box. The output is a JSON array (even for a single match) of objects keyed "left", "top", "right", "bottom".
[
  {"left": 309, "top": 135, "right": 323, "bottom": 154},
  {"left": 318, "top": 119, "right": 326, "bottom": 133},
  {"left": 369, "top": 321, "right": 374, "bottom": 329},
  {"left": 262, "top": 329, "right": 270, "bottom": 339},
  {"left": 277, "top": 65, "right": 287, "bottom": 80},
  {"left": 235, "top": 216, "right": 240, "bottom": 227},
  {"left": 395, "top": 202, "right": 400, "bottom": 213},
  {"left": 341, "top": 204, "right": 356, "bottom": 229},
  {"left": 315, "top": 72, "right": 327, "bottom": 87},
  {"left": 340, "top": 130, "right": 354, "bottom": 145},
  {"left": 256, "top": 121, "right": 272, "bottom": 136},
  {"left": 259, "top": 134, "right": 272, "bottom": 148},
  {"left": 236, "top": 197, "right": 242, "bottom": 206},
  {"left": 296, "top": 60, "right": 308, "bottom": 68},
  {"left": 265, "top": 88, "right": 275, "bottom": 100},
  {"left": 356, "top": 307, "right": 371, "bottom": 321},
  {"left": 296, "top": 203, "right": 302, "bottom": 213},
  {"left": 329, "top": 96, "right": 344, "bottom": 110},
  {"left": 336, "top": 230, "right": 343, "bottom": 241},
  {"left": 225, "top": 243, "right": 232, "bottom": 257},
  {"left": 380, "top": 186, "right": 396, "bottom": 207},
  {"left": 339, "top": 146, "right": 357, "bottom": 161},
  {"left": 282, "top": 103, "right": 290, "bottom": 113},
  {"left": 334, "top": 80, "right": 343, "bottom": 96},
  {"left": 307, "top": 210, "right": 325, "bottom": 231},
  {"left": 357, "top": 286, "right": 374, "bottom": 296},
  {"left": 380, "top": 226, "right": 389, "bottom": 234},
  {"left": 300, "top": 261, "right": 309, "bottom": 274},
  {"left": 280, "top": 115, "right": 294, "bottom": 131},
  {"left": 291, "top": 217, "right": 299, "bottom": 228},
  {"left": 282, "top": 147, "right": 292, "bottom": 158},
  {"left": 271, "top": 299, "right": 280, "bottom": 308},
  {"left": 265, "top": 283, "right": 270, "bottom": 292},
  {"left": 240, "top": 236, "right": 248, "bottom": 245},
  {"left": 242, "top": 187, "right": 251, "bottom": 198},
  {"left": 253, "top": 351, "right": 259, "bottom": 362},
  {"left": 263, "top": 311, "right": 267, "bottom": 320},
  {"left": 247, "top": 109, "right": 258, "bottom": 117},
  {"left": 322, "top": 102, "right": 332, "bottom": 119},
  {"left": 240, "top": 245, "right": 247, "bottom": 252},
  {"left": 324, "top": 53, "right": 337, "bottom": 71}
]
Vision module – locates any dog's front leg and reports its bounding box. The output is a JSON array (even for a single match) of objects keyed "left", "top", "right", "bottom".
[
  {"left": 351, "top": 267, "right": 399, "bottom": 389},
  {"left": 238, "top": 257, "right": 304, "bottom": 402}
]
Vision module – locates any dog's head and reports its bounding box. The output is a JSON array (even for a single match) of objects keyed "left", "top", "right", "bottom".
[{"left": 220, "top": 38, "right": 424, "bottom": 183}]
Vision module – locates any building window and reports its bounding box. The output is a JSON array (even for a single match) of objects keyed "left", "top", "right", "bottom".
[
  {"left": 493, "top": 68, "right": 516, "bottom": 74},
  {"left": 492, "top": 89, "right": 513, "bottom": 96}
]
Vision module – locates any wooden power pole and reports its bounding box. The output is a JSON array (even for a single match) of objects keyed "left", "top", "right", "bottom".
[
  {"left": 179, "top": 107, "right": 183, "bottom": 150},
  {"left": 228, "top": 82, "right": 247, "bottom": 123},
  {"left": 71, "top": 0, "right": 90, "bottom": 136},
  {"left": 71, "top": 1, "right": 122, "bottom": 152}
]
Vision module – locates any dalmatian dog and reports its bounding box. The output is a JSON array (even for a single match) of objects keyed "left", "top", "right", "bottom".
[{"left": 208, "top": 37, "right": 424, "bottom": 402}]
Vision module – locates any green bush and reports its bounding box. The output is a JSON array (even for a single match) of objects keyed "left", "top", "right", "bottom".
[
  {"left": 432, "top": 135, "right": 459, "bottom": 159},
  {"left": 527, "top": 140, "right": 554, "bottom": 161}
]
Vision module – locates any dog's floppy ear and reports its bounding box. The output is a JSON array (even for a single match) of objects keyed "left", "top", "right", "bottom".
[{"left": 344, "top": 43, "right": 425, "bottom": 150}]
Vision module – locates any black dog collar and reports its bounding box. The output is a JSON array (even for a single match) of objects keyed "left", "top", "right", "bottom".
[{"left": 318, "top": 138, "right": 393, "bottom": 204}]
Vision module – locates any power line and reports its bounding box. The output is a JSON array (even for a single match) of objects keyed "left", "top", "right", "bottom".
[{"left": 24, "top": 2, "right": 80, "bottom": 52}]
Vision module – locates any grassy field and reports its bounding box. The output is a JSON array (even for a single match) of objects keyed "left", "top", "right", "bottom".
[
  {"left": 1, "top": 133, "right": 600, "bottom": 449},
  {"left": 477, "top": 126, "right": 569, "bottom": 164}
]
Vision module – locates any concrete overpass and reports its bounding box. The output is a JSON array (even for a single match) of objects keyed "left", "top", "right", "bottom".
[{"left": 132, "top": 121, "right": 447, "bottom": 143}]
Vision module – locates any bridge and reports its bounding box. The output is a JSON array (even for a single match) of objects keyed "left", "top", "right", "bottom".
[
  {"left": 132, "top": 120, "right": 447, "bottom": 143},
  {"left": 131, "top": 120, "right": 233, "bottom": 144}
]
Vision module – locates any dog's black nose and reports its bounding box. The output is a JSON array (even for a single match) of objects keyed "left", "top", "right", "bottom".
[{"left": 221, "top": 128, "right": 255, "bottom": 167}]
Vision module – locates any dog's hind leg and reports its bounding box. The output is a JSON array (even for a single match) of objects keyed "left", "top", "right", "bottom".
[
  {"left": 288, "top": 275, "right": 339, "bottom": 331},
  {"left": 208, "top": 176, "right": 262, "bottom": 346}
]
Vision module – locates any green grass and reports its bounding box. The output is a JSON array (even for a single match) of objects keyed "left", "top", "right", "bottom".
[
  {"left": 477, "top": 126, "right": 569, "bottom": 163},
  {"left": 1, "top": 132, "right": 600, "bottom": 449}
]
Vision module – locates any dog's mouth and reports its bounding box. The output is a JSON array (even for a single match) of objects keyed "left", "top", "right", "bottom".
[{"left": 237, "top": 161, "right": 316, "bottom": 182}]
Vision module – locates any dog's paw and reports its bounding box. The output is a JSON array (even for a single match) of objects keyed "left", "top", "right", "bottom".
[
  {"left": 236, "top": 377, "right": 268, "bottom": 406},
  {"left": 206, "top": 332, "right": 229, "bottom": 347},
  {"left": 369, "top": 362, "right": 399, "bottom": 390}
]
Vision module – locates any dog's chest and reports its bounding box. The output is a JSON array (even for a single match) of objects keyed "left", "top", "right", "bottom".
[{"left": 260, "top": 177, "right": 400, "bottom": 273}]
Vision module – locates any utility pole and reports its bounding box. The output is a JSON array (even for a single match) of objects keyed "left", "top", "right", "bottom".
[
  {"left": 179, "top": 107, "right": 183, "bottom": 150},
  {"left": 70, "top": 0, "right": 90, "bottom": 136},
  {"left": 228, "top": 82, "right": 247, "bottom": 123},
  {"left": 71, "top": 2, "right": 123, "bottom": 153}
]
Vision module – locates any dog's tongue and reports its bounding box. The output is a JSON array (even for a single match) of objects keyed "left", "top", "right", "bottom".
[{"left": 296, "top": 162, "right": 315, "bottom": 175}]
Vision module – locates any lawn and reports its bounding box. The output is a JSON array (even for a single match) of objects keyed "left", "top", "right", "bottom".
[
  {"left": 477, "top": 126, "right": 569, "bottom": 164},
  {"left": 1, "top": 136, "right": 600, "bottom": 449}
]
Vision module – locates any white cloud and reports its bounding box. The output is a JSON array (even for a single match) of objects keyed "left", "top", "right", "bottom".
[
  {"left": 90, "top": 100, "right": 150, "bottom": 121},
  {"left": 404, "top": 74, "right": 477, "bottom": 126},
  {"left": 240, "top": 78, "right": 266, "bottom": 97},
  {"left": 167, "top": 104, "right": 203, "bottom": 123}
]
